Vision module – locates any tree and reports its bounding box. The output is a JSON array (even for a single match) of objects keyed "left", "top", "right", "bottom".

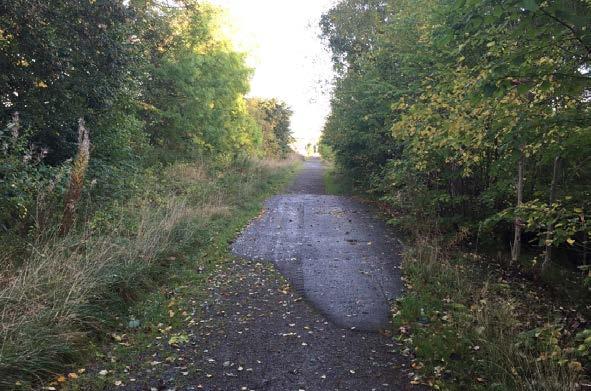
[
  {"left": 321, "top": 0, "right": 591, "bottom": 267},
  {"left": 247, "top": 98, "right": 294, "bottom": 158},
  {"left": 0, "top": 0, "right": 145, "bottom": 164},
  {"left": 139, "top": 2, "right": 261, "bottom": 160}
]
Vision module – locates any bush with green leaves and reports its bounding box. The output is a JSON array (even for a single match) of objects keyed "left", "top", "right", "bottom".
[
  {"left": 247, "top": 98, "right": 294, "bottom": 158},
  {"left": 320, "top": 0, "right": 591, "bottom": 268}
]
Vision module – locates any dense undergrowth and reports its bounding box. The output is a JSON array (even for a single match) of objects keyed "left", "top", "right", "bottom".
[
  {"left": 319, "top": 1, "right": 590, "bottom": 388},
  {"left": 394, "top": 236, "right": 590, "bottom": 390},
  {"left": 1, "top": 156, "right": 300, "bottom": 388},
  {"left": 325, "top": 168, "right": 590, "bottom": 390}
]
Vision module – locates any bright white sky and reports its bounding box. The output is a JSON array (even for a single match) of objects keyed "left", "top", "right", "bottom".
[{"left": 208, "top": 0, "right": 335, "bottom": 151}]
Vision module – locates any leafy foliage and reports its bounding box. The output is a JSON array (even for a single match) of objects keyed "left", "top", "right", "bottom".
[
  {"left": 247, "top": 98, "right": 294, "bottom": 158},
  {"left": 321, "top": 0, "right": 591, "bottom": 267},
  {"left": 141, "top": 3, "right": 262, "bottom": 160},
  {"left": 0, "top": 0, "right": 143, "bottom": 164},
  {"left": 0, "top": 0, "right": 293, "bottom": 234}
]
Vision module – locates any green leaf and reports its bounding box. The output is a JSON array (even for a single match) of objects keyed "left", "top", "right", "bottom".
[
  {"left": 517, "top": 83, "right": 530, "bottom": 95},
  {"left": 521, "top": 0, "right": 538, "bottom": 11},
  {"left": 168, "top": 333, "right": 189, "bottom": 346}
]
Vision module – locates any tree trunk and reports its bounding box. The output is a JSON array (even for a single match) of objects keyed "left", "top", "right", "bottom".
[
  {"left": 542, "top": 156, "right": 560, "bottom": 272},
  {"left": 583, "top": 236, "right": 588, "bottom": 266},
  {"left": 511, "top": 147, "right": 524, "bottom": 264}
]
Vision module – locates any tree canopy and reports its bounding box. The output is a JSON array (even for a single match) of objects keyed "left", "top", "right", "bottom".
[
  {"left": 247, "top": 98, "right": 294, "bottom": 158},
  {"left": 0, "top": 0, "right": 293, "bottom": 232},
  {"left": 321, "top": 0, "right": 591, "bottom": 267}
]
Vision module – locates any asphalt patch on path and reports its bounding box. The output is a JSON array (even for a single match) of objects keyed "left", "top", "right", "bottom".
[{"left": 232, "top": 159, "right": 403, "bottom": 331}]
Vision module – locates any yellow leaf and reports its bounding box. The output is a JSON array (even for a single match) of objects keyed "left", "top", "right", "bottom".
[
  {"left": 568, "top": 361, "right": 583, "bottom": 371},
  {"left": 68, "top": 372, "right": 78, "bottom": 379},
  {"left": 567, "top": 238, "right": 575, "bottom": 245},
  {"left": 56, "top": 375, "right": 66, "bottom": 383}
]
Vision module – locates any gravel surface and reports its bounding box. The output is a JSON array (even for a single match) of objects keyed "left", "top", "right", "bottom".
[
  {"left": 232, "top": 160, "right": 403, "bottom": 331},
  {"left": 110, "top": 159, "right": 415, "bottom": 391}
]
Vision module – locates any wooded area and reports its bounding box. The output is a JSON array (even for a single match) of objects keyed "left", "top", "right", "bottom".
[
  {"left": 320, "top": 0, "right": 590, "bottom": 388},
  {"left": 321, "top": 0, "right": 590, "bottom": 277},
  {"left": 0, "top": 1, "right": 295, "bottom": 386}
]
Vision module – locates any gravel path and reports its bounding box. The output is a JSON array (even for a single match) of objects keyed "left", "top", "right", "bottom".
[
  {"left": 112, "top": 159, "right": 414, "bottom": 391},
  {"left": 232, "top": 160, "right": 403, "bottom": 331}
]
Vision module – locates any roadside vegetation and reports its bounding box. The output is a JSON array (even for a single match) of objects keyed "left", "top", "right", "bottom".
[
  {"left": 320, "top": 0, "right": 590, "bottom": 389},
  {"left": 13, "top": 157, "right": 299, "bottom": 390},
  {"left": 0, "top": 0, "right": 298, "bottom": 387},
  {"left": 322, "top": 163, "right": 353, "bottom": 196}
]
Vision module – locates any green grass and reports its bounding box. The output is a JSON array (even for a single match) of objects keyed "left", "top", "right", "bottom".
[
  {"left": 2, "top": 157, "right": 300, "bottom": 389},
  {"left": 392, "top": 237, "right": 588, "bottom": 390},
  {"left": 323, "top": 163, "right": 354, "bottom": 195}
]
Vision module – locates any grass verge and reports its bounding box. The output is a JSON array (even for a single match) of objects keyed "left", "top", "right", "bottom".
[
  {"left": 322, "top": 162, "right": 353, "bottom": 196},
  {"left": 393, "top": 235, "right": 590, "bottom": 390},
  {"left": 1, "top": 156, "right": 300, "bottom": 389}
]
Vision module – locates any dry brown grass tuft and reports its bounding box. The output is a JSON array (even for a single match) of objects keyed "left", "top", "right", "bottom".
[
  {"left": 60, "top": 118, "right": 91, "bottom": 236},
  {"left": 258, "top": 153, "right": 304, "bottom": 170}
]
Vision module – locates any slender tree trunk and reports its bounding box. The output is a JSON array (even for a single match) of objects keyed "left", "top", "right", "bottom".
[
  {"left": 3, "top": 112, "right": 20, "bottom": 155},
  {"left": 511, "top": 146, "right": 525, "bottom": 264},
  {"left": 542, "top": 156, "right": 560, "bottom": 272},
  {"left": 59, "top": 118, "right": 90, "bottom": 236},
  {"left": 10, "top": 111, "right": 20, "bottom": 143},
  {"left": 583, "top": 234, "right": 588, "bottom": 267}
]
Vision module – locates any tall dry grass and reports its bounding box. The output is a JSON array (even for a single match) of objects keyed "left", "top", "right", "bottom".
[
  {"left": 257, "top": 152, "right": 304, "bottom": 170},
  {"left": 59, "top": 118, "right": 90, "bottom": 236},
  {"left": 0, "top": 198, "right": 190, "bottom": 385},
  {"left": 0, "top": 157, "right": 297, "bottom": 387}
]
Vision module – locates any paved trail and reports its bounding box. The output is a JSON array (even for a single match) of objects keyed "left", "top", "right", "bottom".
[
  {"left": 117, "top": 160, "right": 413, "bottom": 391},
  {"left": 232, "top": 160, "right": 403, "bottom": 331}
]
